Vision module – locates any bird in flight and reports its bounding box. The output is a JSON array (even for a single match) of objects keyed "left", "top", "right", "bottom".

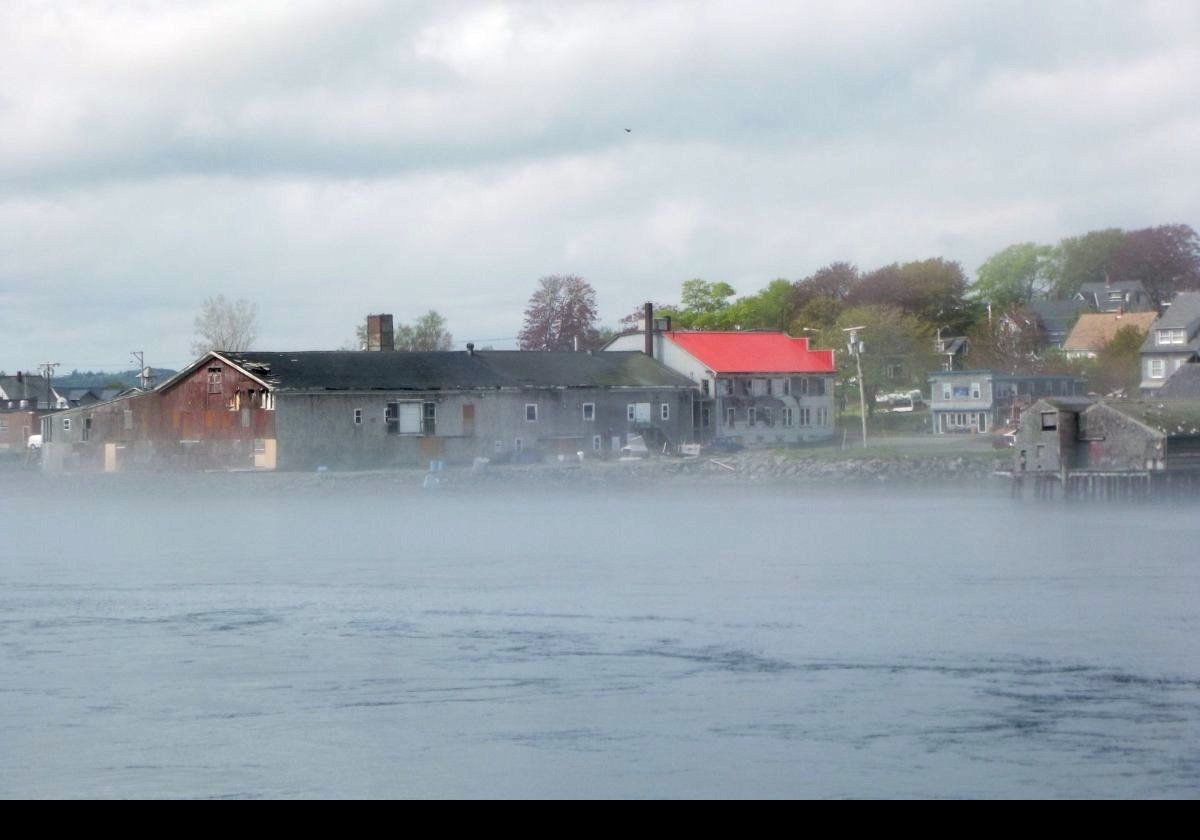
[{"left": 624, "top": 128, "right": 632, "bottom": 133}]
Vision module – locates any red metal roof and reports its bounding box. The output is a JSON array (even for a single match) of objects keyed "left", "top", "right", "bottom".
[{"left": 665, "top": 331, "right": 836, "bottom": 374}]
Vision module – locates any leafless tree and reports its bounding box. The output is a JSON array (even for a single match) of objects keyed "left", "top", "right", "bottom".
[
  {"left": 191, "top": 295, "right": 258, "bottom": 355},
  {"left": 518, "top": 275, "right": 599, "bottom": 351}
]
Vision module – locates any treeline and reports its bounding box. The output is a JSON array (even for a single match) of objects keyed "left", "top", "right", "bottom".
[
  {"left": 639, "top": 223, "right": 1199, "bottom": 404},
  {"left": 52, "top": 368, "right": 177, "bottom": 389}
]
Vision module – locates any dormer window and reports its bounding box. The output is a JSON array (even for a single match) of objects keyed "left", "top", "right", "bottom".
[{"left": 1158, "top": 329, "right": 1186, "bottom": 346}]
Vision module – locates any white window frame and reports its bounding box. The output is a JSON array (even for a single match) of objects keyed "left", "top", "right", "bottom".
[
  {"left": 726, "top": 407, "right": 735, "bottom": 426},
  {"left": 660, "top": 403, "right": 670, "bottom": 421},
  {"left": 62, "top": 417, "right": 72, "bottom": 431},
  {"left": 353, "top": 408, "right": 363, "bottom": 425},
  {"left": 1149, "top": 358, "right": 1166, "bottom": 379},
  {"left": 582, "top": 403, "right": 595, "bottom": 422},
  {"left": 525, "top": 404, "right": 538, "bottom": 422},
  {"left": 592, "top": 435, "right": 602, "bottom": 452},
  {"left": 942, "top": 383, "right": 952, "bottom": 400},
  {"left": 971, "top": 382, "right": 981, "bottom": 400},
  {"left": 783, "top": 407, "right": 793, "bottom": 427},
  {"left": 1158, "top": 329, "right": 1185, "bottom": 346},
  {"left": 627, "top": 404, "right": 636, "bottom": 422}
]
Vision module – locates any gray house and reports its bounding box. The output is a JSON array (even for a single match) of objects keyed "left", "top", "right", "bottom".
[
  {"left": 233, "top": 349, "right": 700, "bottom": 469},
  {"left": 1013, "top": 398, "right": 1200, "bottom": 497},
  {"left": 1140, "top": 291, "right": 1200, "bottom": 394},
  {"left": 928, "top": 369, "right": 1085, "bottom": 434},
  {"left": 1076, "top": 280, "right": 1153, "bottom": 313}
]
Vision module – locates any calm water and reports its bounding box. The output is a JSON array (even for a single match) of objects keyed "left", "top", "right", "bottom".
[{"left": 2, "top": 476, "right": 1198, "bottom": 798}]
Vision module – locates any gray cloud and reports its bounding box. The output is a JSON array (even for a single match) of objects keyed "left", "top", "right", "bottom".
[{"left": 1, "top": 0, "right": 1197, "bottom": 367}]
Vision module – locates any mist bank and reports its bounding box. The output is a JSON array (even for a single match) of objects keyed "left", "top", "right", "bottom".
[{"left": 8, "top": 447, "right": 1001, "bottom": 499}]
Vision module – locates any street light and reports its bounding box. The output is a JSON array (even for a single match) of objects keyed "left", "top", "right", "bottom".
[{"left": 841, "top": 326, "right": 867, "bottom": 447}]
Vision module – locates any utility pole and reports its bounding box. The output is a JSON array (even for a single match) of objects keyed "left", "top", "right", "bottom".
[
  {"left": 131, "top": 351, "right": 153, "bottom": 390},
  {"left": 38, "top": 362, "right": 60, "bottom": 410},
  {"left": 842, "top": 327, "right": 867, "bottom": 447}
]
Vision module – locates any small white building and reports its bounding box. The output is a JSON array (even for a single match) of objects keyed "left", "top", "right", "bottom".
[{"left": 605, "top": 327, "right": 837, "bottom": 445}]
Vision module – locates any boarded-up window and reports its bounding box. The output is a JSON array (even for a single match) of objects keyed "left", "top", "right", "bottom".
[
  {"left": 207, "top": 366, "right": 223, "bottom": 394},
  {"left": 387, "top": 402, "right": 422, "bottom": 435},
  {"left": 627, "top": 402, "right": 651, "bottom": 423},
  {"left": 1041, "top": 412, "right": 1057, "bottom": 431}
]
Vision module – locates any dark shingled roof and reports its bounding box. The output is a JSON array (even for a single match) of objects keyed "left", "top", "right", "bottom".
[
  {"left": 1140, "top": 291, "right": 1200, "bottom": 353},
  {"left": 1099, "top": 399, "right": 1200, "bottom": 436},
  {"left": 1155, "top": 363, "right": 1200, "bottom": 399},
  {"left": 1029, "top": 299, "right": 1091, "bottom": 337},
  {"left": 216, "top": 350, "right": 697, "bottom": 392}
]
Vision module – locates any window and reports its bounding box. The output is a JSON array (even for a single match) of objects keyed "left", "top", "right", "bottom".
[
  {"left": 817, "top": 407, "right": 828, "bottom": 426},
  {"left": 207, "top": 366, "right": 223, "bottom": 394},
  {"left": 762, "top": 408, "right": 773, "bottom": 426},
  {"left": 702, "top": 406, "right": 711, "bottom": 428},
  {"left": 726, "top": 407, "right": 735, "bottom": 426},
  {"left": 781, "top": 379, "right": 790, "bottom": 396},
  {"left": 422, "top": 402, "right": 436, "bottom": 435},
  {"left": 886, "top": 363, "right": 904, "bottom": 380},
  {"left": 514, "top": 437, "right": 524, "bottom": 453},
  {"left": 525, "top": 404, "right": 538, "bottom": 422},
  {"left": 723, "top": 379, "right": 734, "bottom": 396},
  {"left": 582, "top": 403, "right": 595, "bottom": 422},
  {"left": 942, "top": 383, "right": 952, "bottom": 400},
  {"left": 1041, "top": 412, "right": 1057, "bottom": 431},
  {"left": 62, "top": 417, "right": 71, "bottom": 432},
  {"left": 660, "top": 403, "right": 670, "bottom": 421},
  {"left": 386, "top": 402, "right": 422, "bottom": 435},
  {"left": 627, "top": 404, "right": 636, "bottom": 422},
  {"left": 1149, "top": 359, "right": 1166, "bottom": 379},
  {"left": 701, "top": 379, "right": 710, "bottom": 397},
  {"left": 494, "top": 440, "right": 504, "bottom": 453},
  {"left": 627, "top": 403, "right": 651, "bottom": 423},
  {"left": 253, "top": 439, "right": 266, "bottom": 454},
  {"left": 740, "top": 379, "right": 753, "bottom": 396},
  {"left": 971, "top": 382, "right": 981, "bottom": 400},
  {"left": 794, "top": 377, "right": 808, "bottom": 396},
  {"left": 261, "top": 391, "right": 275, "bottom": 411},
  {"left": 354, "top": 408, "right": 363, "bottom": 425},
  {"left": 799, "top": 407, "right": 811, "bottom": 426},
  {"left": 783, "top": 407, "right": 793, "bottom": 427},
  {"left": 748, "top": 407, "right": 757, "bottom": 426},
  {"left": 592, "top": 435, "right": 602, "bottom": 452},
  {"left": 1158, "top": 329, "right": 1186, "bottom": 346},
  {"left": 811, "top": 377, "right": 826, "bottom": 397}
]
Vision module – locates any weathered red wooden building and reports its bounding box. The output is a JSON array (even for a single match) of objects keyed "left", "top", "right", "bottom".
[{"left": 41, "top": 354, "right": 276, "bottom": 472}]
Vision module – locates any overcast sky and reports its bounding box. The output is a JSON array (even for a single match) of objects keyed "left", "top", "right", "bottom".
[{"left": 2, "top": 0, "right": 1197, "bottom": 371}]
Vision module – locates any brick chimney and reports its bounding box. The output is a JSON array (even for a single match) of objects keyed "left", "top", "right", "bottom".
[{"left": 366, "top": 314, "right": 394, "bottom": 351}]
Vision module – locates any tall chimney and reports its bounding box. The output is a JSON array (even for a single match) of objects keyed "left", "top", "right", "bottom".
[
  {"left": 366, "top": 314, "right": 394, "bottom": 351},
  {"left": 644, "top": 302, "right": 654, "bottom": 358}
]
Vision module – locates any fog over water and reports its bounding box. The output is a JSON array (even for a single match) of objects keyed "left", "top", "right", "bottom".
[{"left": 2, "top": 477, "right": 1198, "bottom": 798}]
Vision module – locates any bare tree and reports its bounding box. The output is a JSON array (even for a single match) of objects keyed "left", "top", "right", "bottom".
[
  {"left": 518, "top": 275, "right": 599, "bottom": 351},
  {"left": 191, "top": 295, "right": 258, "bottom": 355}
]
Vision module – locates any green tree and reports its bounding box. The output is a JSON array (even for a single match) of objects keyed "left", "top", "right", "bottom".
[
  {"left": 973, "top": 243, "right": 1054, "bottom": 308},
  {"left": 680, "top": 279, "right": 737, "bottom": 314},
  {"left": 1090, "top": 324, "right": 1149, "bottom": 395},
  {"left": 1047, "top": 228, "right": 1126, "bottom": 299},
  {"left": 740, "top": 278, "right": 796, "bottom": 331},
  {"left": 834, "top": 305, "right": 938, "bottom": 413}
]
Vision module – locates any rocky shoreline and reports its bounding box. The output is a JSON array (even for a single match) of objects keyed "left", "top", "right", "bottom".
[{"left": 13, "top": 448, "right": 1003, "bottom": 496}]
